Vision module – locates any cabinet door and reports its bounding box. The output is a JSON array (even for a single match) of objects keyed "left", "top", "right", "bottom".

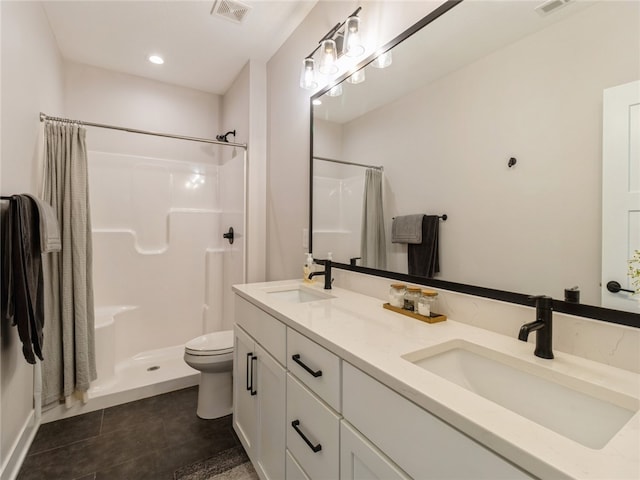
[
  {"left": 233, "top": 326, "right": 257, "bottom": 455},
  {"left": 340, "top": 421, "right": 410, "bottom": 480},
  {"left": 255, "top": 343, "right": 286, "bottom": 480}
]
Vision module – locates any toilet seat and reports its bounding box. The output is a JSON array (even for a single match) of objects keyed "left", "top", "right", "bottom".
[{"left": 185, "top": 330, "right": 233, "bottom": 356}]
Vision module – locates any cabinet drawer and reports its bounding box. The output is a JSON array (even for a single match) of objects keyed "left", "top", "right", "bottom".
[
  {"left": 286, "top": 374, "right": 340, "bottom": 480},
  {"left": 287, "top": 329, "right": 341, "bottom": 411},
  {"left": 235, "top": 295, "right": 286, "bottom": 365},
  {"left": 342, "top": 363, "right": 533, "bottom": 479},
  {"left": 286, "top": 450, "right": 310, "bottom": 480}
]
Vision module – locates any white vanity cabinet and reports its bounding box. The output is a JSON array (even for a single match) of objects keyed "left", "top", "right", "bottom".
[
  {"left": 233, "top": 298, "right": 287, "bottom": 480},
  {"left": 342, "top": 362, "right": 535, "bottom": 480}
]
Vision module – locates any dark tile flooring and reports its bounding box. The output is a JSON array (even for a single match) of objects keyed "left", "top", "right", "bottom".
[{"left": 18, "top": 387, "right": 243, "bottom": 480}]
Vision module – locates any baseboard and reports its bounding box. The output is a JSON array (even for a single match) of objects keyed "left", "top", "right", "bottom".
[{"left": 0, "top": 410, "right": 40, "bottom": 480}]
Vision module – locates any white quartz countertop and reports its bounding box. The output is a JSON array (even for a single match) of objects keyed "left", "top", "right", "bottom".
[{"left": 233, "top": 280, "right": 640, "bottom": 480}]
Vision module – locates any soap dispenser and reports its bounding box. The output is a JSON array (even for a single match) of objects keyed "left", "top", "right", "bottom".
[{"left": 303, "top": 253, "right": 314, "bottom": 283}]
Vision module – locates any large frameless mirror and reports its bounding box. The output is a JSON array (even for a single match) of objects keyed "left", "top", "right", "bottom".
[{"left": 310, "top": 0, "right": 640, "bottom": 324}]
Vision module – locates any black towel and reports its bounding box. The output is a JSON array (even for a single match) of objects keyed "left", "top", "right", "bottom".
[
  {"left": 408, "top": 215, "right": 440, "bottom": 278},
  {"left": 1, "top": 195, "right": 45, "bottom": 364}
]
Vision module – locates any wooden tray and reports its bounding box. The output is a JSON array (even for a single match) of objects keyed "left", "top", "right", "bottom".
[{"left": 383, "top": 303, "right": 447, "bottom": 324}]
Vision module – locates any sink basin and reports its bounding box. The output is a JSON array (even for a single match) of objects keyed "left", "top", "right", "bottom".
[
  {"left": 264, "top": 285, "right": 334, "bottom": 303},
  {"left": 402, "top": 340, "right": 638, "bottom": 449}
]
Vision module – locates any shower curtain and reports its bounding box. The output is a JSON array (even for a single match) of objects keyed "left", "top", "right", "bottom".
[
  {"left": 41, "top": 121, "right": 97, "bottom": 407},
  {"left": 360, "top": 168, "right": 387, "bottom": 269}
]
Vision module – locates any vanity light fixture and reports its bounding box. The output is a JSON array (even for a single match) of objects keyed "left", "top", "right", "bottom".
[
  {"left": 148, "top": 54, "right": 165, "bottom": 65},
  {"left": 300, "top": 57, "right": 318, "bottom": 89},
  {"left": 299, "top": 6, "right": 364, "bottom": 90}
]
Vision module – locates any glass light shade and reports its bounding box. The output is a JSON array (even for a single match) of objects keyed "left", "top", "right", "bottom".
[
  {"left": 347, "top": 68, "right": 365, "bottom": 84},
  {"left": 300, "top": 58, "right": 318, "bottom": 90},
  {"left": 343, "top": 16, "right": 364, "bottom": 57},
  {"left": 372, "top": 50, "right": 393, "bottom": 69},
  {"left": 318, "top": 39, "right": 339, "bottom": 75},
  {"left": 327, "top": 83, "right": 343, "bottom": 97}
]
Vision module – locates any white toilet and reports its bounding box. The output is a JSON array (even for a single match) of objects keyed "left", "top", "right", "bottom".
[{"left": 184, "top": 330, "right": 234, "bottom": 419}]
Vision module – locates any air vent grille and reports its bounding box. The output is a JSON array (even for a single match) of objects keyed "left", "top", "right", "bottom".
[
  {"left": 535, "top": 0, "right": 574, "bottom": 16},
  {"left": 211, "top": 0, "right": 252, "bottom": 24}
]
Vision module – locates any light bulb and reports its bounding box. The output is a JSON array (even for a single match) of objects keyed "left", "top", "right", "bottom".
[
  {"left": 327, "top": 83, "right": 343, "bottom": 97},
  {"left": 300, "top": 58, "right": 318, "bottom": 90},
  {"left": 318, "top": 39, "right": 339, "bottom": 75},
  {"left": 148, "top": 54, "right": 164, "bottom": 65},
  {"left": 372, "top": 50, "right": 392, "bottom": 69},
  {"left": 343, "top": 16, "right": 364, "bottom": 57},
  {"left": 347, "top": 68, "right": 365, "bottom": 84}
]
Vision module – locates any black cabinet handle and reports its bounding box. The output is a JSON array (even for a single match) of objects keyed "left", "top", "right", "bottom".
[
  {"left": 607, "top": 281, "right": 635, "bottom": 294},
  {"left": 291, "top": 420, "right": 322, "bottom": 453},
  {"left": 292, "top": 354, "right": 323, "bottom": 378},
  {"left": 250, "top": 355, "right": 257, "bottom": 396},
  {"left": 246, "top": 352, "right": 253, "bottom": 391}
]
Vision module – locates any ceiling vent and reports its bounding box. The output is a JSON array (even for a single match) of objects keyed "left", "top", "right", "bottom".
[
  {"left": 210, "top": 0, "right": 252, "bottom": 24},
  {"left": 535, "top": 0, "right": 574, "bottom": 17}
]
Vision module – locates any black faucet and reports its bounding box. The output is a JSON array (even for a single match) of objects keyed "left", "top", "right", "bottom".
[
  {"left": 308, "top": 259, "right": 332, "bottom": 290},
  {"left": 518, "top": 295, "right": 554, "bottom": 359}
]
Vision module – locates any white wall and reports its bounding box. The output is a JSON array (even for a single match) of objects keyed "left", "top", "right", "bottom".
[
  {"left": 339, "top": 1, "right": 639, "bottom": 304},
  {"left": 266, "top": 1, "right": 443, "bottom": 280},
  {"left": 0, "top": 2, "right": 64, "bottom": 477}
]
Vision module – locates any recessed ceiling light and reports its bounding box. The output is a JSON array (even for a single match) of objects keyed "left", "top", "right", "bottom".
[
  {"left": 312, "top": 99, "right": 322, "bottom": 106},
  {"left": 148, "top": 55, "right": 164, "bottom": 65}
]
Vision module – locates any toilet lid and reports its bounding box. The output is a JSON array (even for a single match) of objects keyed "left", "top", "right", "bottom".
[{"left": 185, "top": 330, "right": 233, "bottom": 355}]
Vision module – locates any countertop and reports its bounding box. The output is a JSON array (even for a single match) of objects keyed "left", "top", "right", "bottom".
[{"left": 233, "top": 280, "right": 640, "bottom": 480}]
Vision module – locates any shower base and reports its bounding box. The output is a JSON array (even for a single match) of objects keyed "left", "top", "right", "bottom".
[{"left": 41, "top": 344, "right": 198, "bottom": 424}]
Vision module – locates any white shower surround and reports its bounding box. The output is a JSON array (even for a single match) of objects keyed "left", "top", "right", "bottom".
[{"left": 86, "top": 148, "right": 243, "bottom": 408}]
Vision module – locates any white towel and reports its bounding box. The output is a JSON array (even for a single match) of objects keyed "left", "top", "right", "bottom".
[
  {"left": 391, "top": 214, "right": 424, "bottom": 244},
  {"left": 24, "top": 194, "right": 61, "bottom": 253}
]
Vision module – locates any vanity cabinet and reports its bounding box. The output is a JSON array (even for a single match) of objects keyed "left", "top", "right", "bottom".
[
  {"left": 233, "top": 291, "right": 536, "bottom": 480},
  {"left": 233, "top": 298, "right": 286, "bottom": 480},
  {"left": 342, "top": 362, "right": 534, "bottom": 479}
]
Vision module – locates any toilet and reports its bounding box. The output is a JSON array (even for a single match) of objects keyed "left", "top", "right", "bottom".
[{"left": 184, "top": 330, "right": 234, "bottom": 419}]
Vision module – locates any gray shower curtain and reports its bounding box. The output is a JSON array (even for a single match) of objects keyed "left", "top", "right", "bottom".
[
  {"left": 360, "top": 168, "right": 387, "bottom": 269},
  {"left": 41, "top": 121, "right": 96, "bottom": 406}
]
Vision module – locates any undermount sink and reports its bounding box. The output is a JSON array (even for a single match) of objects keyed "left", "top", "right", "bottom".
[
  {"left": 264, "top": 285, "right": 334, "bottom": 303},
  {"left": 402, "top": 340, "right": 638, "bottom": 449}
]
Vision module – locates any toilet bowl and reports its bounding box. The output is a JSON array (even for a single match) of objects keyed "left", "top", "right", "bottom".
[{"left": 184, "top": 330, "right": 234, "bottom": 419}]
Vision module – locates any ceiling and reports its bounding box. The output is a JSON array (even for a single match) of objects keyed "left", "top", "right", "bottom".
[{"left": 41, "top": 0, "right": 318, "bottom": 95}]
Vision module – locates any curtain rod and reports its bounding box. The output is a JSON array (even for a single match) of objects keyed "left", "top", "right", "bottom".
[
  {"left": 313, "top": 155, "right": 383, "bottom": 171},
  {"left": 39, "top": 112, "right": 247, "bottom": 150}
]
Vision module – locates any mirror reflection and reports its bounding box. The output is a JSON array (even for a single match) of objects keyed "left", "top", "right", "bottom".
[{"left": 311, "top": 0, "right": 640, "bottom": 313}]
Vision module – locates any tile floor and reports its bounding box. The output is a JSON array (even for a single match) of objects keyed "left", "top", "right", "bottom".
[{"left": 17, "top": 387, "right": 248, "bottom": 480}]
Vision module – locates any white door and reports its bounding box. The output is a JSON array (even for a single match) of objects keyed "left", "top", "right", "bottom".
[
  {"left": 602, "top": 80, "right": 640, "bottom": 312},
  {"left": 255, "top": 344, "right": 286, "bottom": 480},
  {"left": 340, "top": 421, "right": 410, "bottom": 480},
  {"left": 233, "top": 326, "right": 257, "bottom": 454}
]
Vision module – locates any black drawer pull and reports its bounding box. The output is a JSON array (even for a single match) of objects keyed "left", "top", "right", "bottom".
[
  {"left": 250, "top": 355, "right": 258, "bottom": 396},
  {"left": 291, "top": 420, "right": 322, "bottom": 453},
  {"left": 292, "top": 354, "right": 323, "bottom": 378},
  {"left": 246, "top": 352, "right": 252, "bottom": 391}
]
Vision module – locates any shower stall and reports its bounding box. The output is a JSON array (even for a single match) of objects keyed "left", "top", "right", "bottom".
[{"left": 44, "top": 115, "right": 246, "bottom": 418}]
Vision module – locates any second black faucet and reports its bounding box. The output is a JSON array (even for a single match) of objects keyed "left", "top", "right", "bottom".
[{"left": 308, "top": 259, "right": 332, "bottom": 290}]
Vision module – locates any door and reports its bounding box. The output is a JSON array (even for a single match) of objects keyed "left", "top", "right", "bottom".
[
  {"left": 233, "top": 326, "right": 257, "bottom": 454},
  {"left": 255, "top": 344, "right": 286, "bottom": 480},
  {"left": 602, "top": 80, "right": 640, "bottom": 312},
  {"left": 340, "top": 421, "right": 410, "bottom": 480}
]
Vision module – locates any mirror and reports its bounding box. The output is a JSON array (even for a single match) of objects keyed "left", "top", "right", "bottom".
[{"left": 311, "top": 0, "right": 640, "bottom": 320}]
